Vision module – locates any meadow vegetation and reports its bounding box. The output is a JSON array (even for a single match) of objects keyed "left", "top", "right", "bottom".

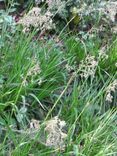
[{"left": 0, "top": 0, "right": 117, "bottom": 155}]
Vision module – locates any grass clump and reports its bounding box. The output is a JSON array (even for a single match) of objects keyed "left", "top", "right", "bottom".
[{"left": 0, "top": 1, "right": 117, "bottom": 155}]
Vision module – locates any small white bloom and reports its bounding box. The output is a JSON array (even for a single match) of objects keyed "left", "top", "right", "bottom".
[
  {"left": 106, "top": 80, "right": 117, "bottom": 103},
  {"left": 18, "top": 7, "right": 55, "bottom": 33},
  {"left": 79, "top": 55, "right": 98, "bottom": 78}
]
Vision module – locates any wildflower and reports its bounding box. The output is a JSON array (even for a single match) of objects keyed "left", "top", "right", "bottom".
[
  {"left": 45, "top": 116, "right": 66, "bottom": 132},
  {"left": 46, "top": 131, "right": 67, "bottom": 149},
  {"left": 27, "top": 63, "right": 41, "bottom": 77},
  {"left": 27, "top": 58, "right": 41, "bottom": 77},
  {"left": 45, "top": 116, "right": 67, "bottom": 149},
  {"left": 105, "top": 2, "right": 117, "bottom": 22},
  {"left": 20, "top": 74, "right": 28, "bottom": 87},
  {"left": 106, "top": 80, "right": 117, "bottom": 103},
  {"left": 18, "top": 7, "right": 55, "bottom": 33},
  {"left": 21, "top": 117, "right": 67, "bottom": 149},
  {"left": 79, "top": 55, "right": 98, "bottom": 78},
  {"left": 98, "top": 46, "right": 108, "bottom": 60}
]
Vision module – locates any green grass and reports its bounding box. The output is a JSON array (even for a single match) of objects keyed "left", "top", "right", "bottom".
[{"left": 0, "top": 8, "right": 117, "bottom": 156}]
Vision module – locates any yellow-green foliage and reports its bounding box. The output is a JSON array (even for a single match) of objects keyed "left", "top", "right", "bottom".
[{"left": 70, "top": 7, "right": 80, "bottom": 25}]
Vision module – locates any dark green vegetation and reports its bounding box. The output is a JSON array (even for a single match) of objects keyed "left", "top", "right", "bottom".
[{"left": 0, "top": 0, "right": 117, "bottom": 155}]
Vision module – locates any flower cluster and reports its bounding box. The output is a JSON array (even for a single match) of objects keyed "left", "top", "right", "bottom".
[
  {"left": 18, "top": 7, "right": 55, "bottom": 33},
  {"left": 106, "top": 80, "right": 117, "bottom": 103},
  {"left": 28, "top": 116, "right": 67, "bottom": 149},
  {"left": 79, "top": 55, "right": 98, "bottom": 78},
  {"left": 27, "top": 62, "right": 41, "bottom": 77},
  {"left": 45, "top": 116, "right": 67, "bottom": 149},
  {"left": 21, "top": 58, "right": 41, "bottom": 87},
  {"left": 98, "top": 46, "right": 108, "bottom": 60},
  {"left": 103, "top": 1, "right": 117, "bottom": 23}
]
